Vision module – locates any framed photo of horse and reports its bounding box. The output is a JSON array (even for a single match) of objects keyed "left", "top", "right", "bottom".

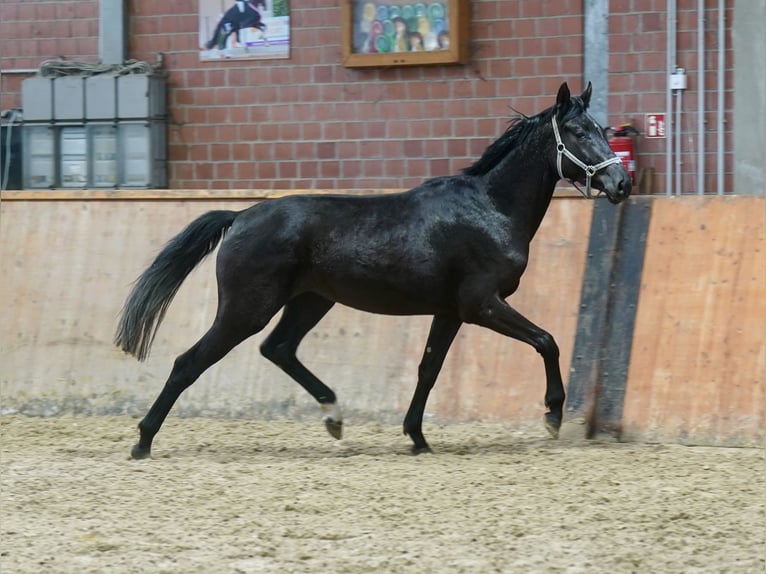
[
  {"left": 341, "top": 0, "right": 469, "bottom": 68},
  {"left": 199, "top": 0, "right": 291, "bottom": 61}
]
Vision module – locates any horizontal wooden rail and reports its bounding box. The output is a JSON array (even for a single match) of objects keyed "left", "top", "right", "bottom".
[
  {"left": 0, "top": 189, "right": 406, "bottom": 201},
  {"left": 0, "top": 187, "right": 586, "bottom": 201}
]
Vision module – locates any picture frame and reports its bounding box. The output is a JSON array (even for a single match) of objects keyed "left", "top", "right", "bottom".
[
  {"left": 341, "top": 0, "right": 469, "bottom": 68},
  {"left": 199, "top": 0, "right": 291, "bottom": 62}
]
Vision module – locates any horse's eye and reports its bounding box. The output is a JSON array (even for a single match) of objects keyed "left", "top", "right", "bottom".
[{"left": 574, "top": 130, "right": 588, "bottom": 140}]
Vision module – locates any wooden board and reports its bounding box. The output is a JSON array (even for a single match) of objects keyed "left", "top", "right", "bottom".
[
  {"left": 0, "top": 187, "right": 585, "bottom": 201},
  {"left": 622, "top": 196, "right": 765, "bottom": 445},
  {"left": 0, "top": 197, "right": 593, "bottom": 429}
]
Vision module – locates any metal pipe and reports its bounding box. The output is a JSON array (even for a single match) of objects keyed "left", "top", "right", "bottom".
[
  {"left": 1, "top": 110, "right": 20, "bottom": 191},
  {"left": 675, "top": 82, "right": 683, "bottom": 195},
  {"left": 717, "top": 0, "right": 725, "bottom": 194},
  {"left": 697, "top": 1, "right": 705, "bottom": 194},
  {"left": 666, "top": 0, "right": 676, "bottom": 195},
  {"left": 583, "top": 0, "right": 609, "bottom": 127},
  {"left": 0, "top": 68, "right": 39, "bottom": 74},
  {"left": 99, "top": 0, "right": 127, "bottom": 65}
]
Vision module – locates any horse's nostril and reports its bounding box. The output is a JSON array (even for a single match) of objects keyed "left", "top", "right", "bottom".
[{"left": 620, "top": 177, "right": 633, "bottom": 196}]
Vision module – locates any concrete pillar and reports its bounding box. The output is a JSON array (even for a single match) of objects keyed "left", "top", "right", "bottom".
[{"left": 733, "top": 0, "right": 766, "bottom": 194}]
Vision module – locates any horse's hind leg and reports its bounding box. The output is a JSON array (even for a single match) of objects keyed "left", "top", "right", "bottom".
[
  {"left": 259, "top": 293, "right": 341, "bottom": 438},
  {"left": 403, "top": 315, "right": 462, "bottom": 454},
  {"left": 132, "top": 314, "right": 266, "bottom": 459}
]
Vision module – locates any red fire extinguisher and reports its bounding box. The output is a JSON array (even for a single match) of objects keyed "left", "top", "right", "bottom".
[{"left": 607, "top": 124, "right": 640, "bottom": 184}]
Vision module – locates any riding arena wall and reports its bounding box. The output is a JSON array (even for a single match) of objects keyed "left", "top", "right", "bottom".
[
  {"left": 1, "top": 1, "right": 763, "bottom": 445},
  {"left": 1, "top": 193, "right": 763, "bottom": 446}
]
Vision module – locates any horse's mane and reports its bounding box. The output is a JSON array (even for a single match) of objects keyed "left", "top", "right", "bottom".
[{"left": 463, "top": 98, "right": 586, "bottom": 177}]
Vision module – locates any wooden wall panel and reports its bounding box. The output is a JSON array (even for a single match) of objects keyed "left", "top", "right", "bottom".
[
  {"left": 0, "top": 197, "right": 593, "bottom": 431},
  {"left": 622, "top": 196, "right": 765, "bottom": 445}
]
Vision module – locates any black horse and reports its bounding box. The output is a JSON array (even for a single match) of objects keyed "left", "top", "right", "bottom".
[
  {"left": 206, "top": 0, "right": 267, "bottom": 50},
  {"left": 116, "top": 82, "right": 630, "bottom": 459}
]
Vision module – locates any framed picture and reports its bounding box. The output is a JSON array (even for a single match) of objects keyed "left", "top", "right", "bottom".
[
  {"left": 199, "top": 0, "right": 290, "bottom": 61},
  {"left": 341, "top": 0, "right": 469, "bottom": 68}
]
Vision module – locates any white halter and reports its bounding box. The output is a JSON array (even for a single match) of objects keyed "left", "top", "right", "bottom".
[{"left": 551, "top": 115, "right": 623, "bottom": 199}]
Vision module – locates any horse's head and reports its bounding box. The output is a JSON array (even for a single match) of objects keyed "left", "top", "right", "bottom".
[{"left": 552, "top": 82, "right": 632, "bottom": 203}]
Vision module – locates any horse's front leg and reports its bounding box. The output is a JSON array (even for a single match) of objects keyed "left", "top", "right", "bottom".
[
  {"left": 460, "top": 294, "right": 565, "bottom": 438},
  {"left": 403, "top": 315, "right": 462, "bottom": 454}
]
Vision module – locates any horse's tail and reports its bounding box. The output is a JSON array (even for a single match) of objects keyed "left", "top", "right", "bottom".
[{"left": 115, "top": 210, "right": 239, "bottom": 361}]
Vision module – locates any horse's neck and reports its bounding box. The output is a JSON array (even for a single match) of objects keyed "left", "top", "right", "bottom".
[{"left": 484, "top": 138, "right": 558, "bottom": 240}]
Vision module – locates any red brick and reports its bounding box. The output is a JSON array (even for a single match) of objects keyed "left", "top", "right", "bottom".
[
  {"left": 642, "top": 12, "right": 663, "bottom": 32},
  {"left": 322, "top": 122, "right": 343, "bottom": 141},
  {"left": 272, "top": 142, "right": 293, "bottom": 161},
  {"left": 236, "top": 162, "right": 257, "bottom": 180},
  {"left": 189, "top": 144, "right": 208, "bottom": 162},
  {"left": 228, "top": 106, "right": 248, "bottom": 125},
  {"left": 430, "top": 119, "right": 452, "bottom": 137},
  {"left": 300, "top": 162, "right": 320, "bottom": 179},
  {"left": 317, "top": 142, "right": 337, "bottom": 159},
  {"left": 280, "top": 123, "right": 302, "bottom": 142},
  {"left": 512, "top": 57, "right": 535, "bottom": 77},
  {"left": 195, "top": 162, "right": 214, "bottom": 180},
  {"left": 252, "top": 143, "right": 275, "bottom": 161},
  {"left": 278, "top": 162, "right": 298, "bottom": 179},
  {"left": 319, "top": 161, "right": 340, "bottom": 179}
]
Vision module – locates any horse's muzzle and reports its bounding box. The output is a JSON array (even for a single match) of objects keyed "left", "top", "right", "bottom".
[{"left": 600, "top": 163, "right": 632, "bottom": 204}]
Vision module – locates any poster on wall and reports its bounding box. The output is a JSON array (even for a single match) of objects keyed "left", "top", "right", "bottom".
[
  {"left": 341, "top": 0, "right": 468, "bottom": 68},
  {"left": 199, "top": 0, "right": 290, "bottom": 61}
]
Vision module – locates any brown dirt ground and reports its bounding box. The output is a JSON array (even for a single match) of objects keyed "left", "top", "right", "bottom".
[{"left": 1, "top": 415, "right": 764, "bottom": 573}]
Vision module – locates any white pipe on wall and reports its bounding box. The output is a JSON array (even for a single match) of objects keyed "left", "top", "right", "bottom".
[
  {"left": 666, "top": 0, "right": 676, "bottom": 195},
  {"left": 675, "top": 77, "right": 683, "bottom": 195},
  {"left": 717, "top": 0, "right": 725, "bottom": 195},
  {"left": 697, "top": 0, "right": 705, "bottom": 195}
]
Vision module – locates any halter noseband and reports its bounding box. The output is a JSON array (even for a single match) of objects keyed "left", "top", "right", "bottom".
[{"left": 551, "top": 116, "right": 623, "bottom": 199}]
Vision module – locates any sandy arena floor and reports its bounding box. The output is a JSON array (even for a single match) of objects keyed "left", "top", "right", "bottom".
[{"left": 1, "top": 415, "right": 764, "bottom": 573}]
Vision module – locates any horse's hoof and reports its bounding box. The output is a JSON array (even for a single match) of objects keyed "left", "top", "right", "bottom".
[
  {"left": 130, "top": 444, "right": 152, "bottom": 460},
  {"left": 324, "top": 418, "right": 343, "bottom": 440},
  {"left": 544, "top": 412, "right": 561, "bottom": 439},
  {"left": 321, "top": 403, "right": 343, "bottom": 439},
  {"left": 411, "top": 444, "right": 433, "bottom": 455}
]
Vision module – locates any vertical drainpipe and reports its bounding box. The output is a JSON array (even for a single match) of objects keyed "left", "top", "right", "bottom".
[
  {"left": 697, "top": 0, "right": 705, "bottom": 195},
  {"left": 716, "top": 0, "right": 725, "bottom": 195},
  {"left": 99, "top": 0, "right": 127, "bottom": 65},
  {"left": 583, "top": 0, "right": 609, "bottom": 127},
  {"left": 666, "top": 0, "right": 676, "bottom": 195},
  {"left": 675, "top": 68, "right": 683, "bottom": 195}
]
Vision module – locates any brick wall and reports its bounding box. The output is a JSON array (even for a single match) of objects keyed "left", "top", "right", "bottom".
[
  {"left": 608, "top": 0, "right": 734, "bottom": 194},
  {"left": 0, "top": 1, "right": 99, "bottom": 110},
  {"left": 0, "top": 0, "right": 733, "bottom": 193},
  {"left": 130, "top": 0, "right": 586, "bottom": 190}
]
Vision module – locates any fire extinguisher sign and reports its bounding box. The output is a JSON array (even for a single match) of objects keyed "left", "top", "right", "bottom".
[{"left": 645, "top": 113, "right": 666, "bottom": 138}]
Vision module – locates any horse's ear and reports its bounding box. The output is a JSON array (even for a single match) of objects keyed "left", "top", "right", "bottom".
[
  {"left": 556, "top": 82, "right": 571, "bottom": 117},
  {"left": 581, "top": 81, "right": 593, "bottom": 110}
]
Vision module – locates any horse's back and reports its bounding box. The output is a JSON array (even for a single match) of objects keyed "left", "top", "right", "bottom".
[{"left": 217, "top": 180, "right": 520, "bottom": 314}]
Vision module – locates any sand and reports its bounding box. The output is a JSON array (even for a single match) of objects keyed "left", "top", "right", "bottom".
[{"left": 1, "top": 415, "right": 764, "bottom": 573}]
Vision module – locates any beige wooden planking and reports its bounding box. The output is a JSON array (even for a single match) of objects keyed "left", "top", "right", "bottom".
[
  {"left": 0, "top": 197, "right": 593, "bottom": 431},
  {"left": 622, "top": 196, "right": 765, "bottom": 445},
  {"left": 0, "top": 188, "right": 585, "bottom": 201}
]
